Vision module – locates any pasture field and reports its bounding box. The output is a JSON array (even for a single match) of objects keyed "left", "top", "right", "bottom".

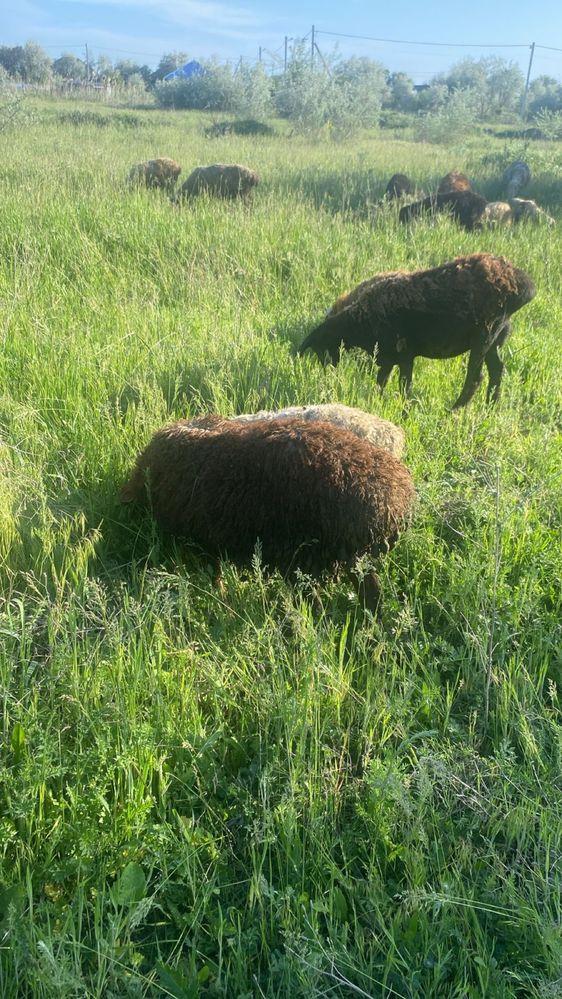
[{"left": 0, "top": 100, "right": 561, "bottom": 998}]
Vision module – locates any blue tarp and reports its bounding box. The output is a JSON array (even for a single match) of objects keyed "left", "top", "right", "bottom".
[{"left": 163, "top": 60, "right": 205, "bottom": 81}]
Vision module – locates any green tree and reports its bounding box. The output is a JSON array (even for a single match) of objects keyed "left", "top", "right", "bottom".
[
  {"left": 528, "top": 75, "right": 562, "bottom": 114},
  {"left": 153, "top": 52, "right": 189, "bottom": 82},
  {"left": 53, "top": 53, "right": 86, "bottom": 80}
]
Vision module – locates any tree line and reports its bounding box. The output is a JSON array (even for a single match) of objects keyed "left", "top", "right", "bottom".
[{"left": 1, "top": 40, "right": 562, "bottom": 123}]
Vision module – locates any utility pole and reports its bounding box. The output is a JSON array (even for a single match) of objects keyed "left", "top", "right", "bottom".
[
  {"left": 284, "top": 35, "right": 288, "bottom": 73},
  {"left": 85, "top": 42, "right": 90, "bottom": 82},
  {"left": 521, "top": 41, "right": 535, "bottom": 118},
  {"left": 311, "top": 25, "right": 315, "bottom": 66},
  {"left": 258, "top": 46, "right": 262, "bottom": 63}
]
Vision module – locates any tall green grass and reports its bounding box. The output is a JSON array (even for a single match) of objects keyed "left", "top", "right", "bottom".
[{"left": 0, "top": 100, "right": 560, "bottom": 997}]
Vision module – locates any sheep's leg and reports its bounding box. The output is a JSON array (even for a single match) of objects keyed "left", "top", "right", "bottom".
[
  {"left": 451, "top": 346, "right": 486, "bottom": 409},
  {"left": 484, "top": 344, "right": 506, "bottom": 403},
  {"left": 352, "top": 570, "right": 382, "bottom": 616},
  {"left": 398, "top": 357, "right": 415, "bottom": 396},
  {"left": 377, "top": 361, "right": 394, "bottom": 390}
]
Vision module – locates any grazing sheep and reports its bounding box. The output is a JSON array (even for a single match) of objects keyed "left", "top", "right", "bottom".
[
  {"left": 503, "top": 161, "right": 531, "bottom": 199},
  {"left": 121, "top": 416, "right": 415, "bottom": 610},
  {"left": 384, "top": 173, "right": 413, "bottom": 199},
  {"left": 482, "top": 198, "right": 556, "bottom": 227},
  {"left": 482, "top": 201, "right": 514, "bottom": 226},
  {"left": 399, "top": 190, "right": 487, "bottom": 231},
  {"left": 298, "top": 253, "right": 536, "bottom": 409},
  {"left": 509, "top": 198, "right": 555, "bottom": 226},
  {"left": 231, "top": 404, "right": 405, "bottom": 459},
  {"left": 438, "top": 171, "right": 472, "bottom": 194},
  {"left": 128, "top": 157, "right": 181, "bottom": 191},
  {"left": 176, "top": 163, "right": 259, "bottom": 200}
]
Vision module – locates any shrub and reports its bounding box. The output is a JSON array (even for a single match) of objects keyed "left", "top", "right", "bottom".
[
  {"left": 154, "top": 62, "right": 272, "bottom": 116},
  {"left": 204, "top": 119, "right": 275, "bottom": 138},
  {"left": 273, "top": 46, "right": 386, "bottom": 137},
  {"left": 533, "top": 108, "right": 562, "bottom": 141},
  {"left": 414, "top": 88, "right": 480, "bottom": 144}
]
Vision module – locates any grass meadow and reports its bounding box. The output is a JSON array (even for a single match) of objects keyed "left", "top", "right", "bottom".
[{"left": 0, "top": 100, "right": 561, "bottom": 997}]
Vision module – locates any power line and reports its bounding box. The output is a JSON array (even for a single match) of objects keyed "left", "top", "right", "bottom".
[{"left": 316, "top": 29, "right": 530, "bottom": 49}]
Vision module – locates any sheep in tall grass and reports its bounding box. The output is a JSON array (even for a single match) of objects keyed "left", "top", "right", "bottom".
[
  {"left": 503, "top": 161, "right": 531, "bottom": 199},
  {"left": 298, "top": 253, "right": 536, "bottom": 409},
  {"left": 481, "top": 201, "right": 514, "bottom": 226},
  {"left": 176, "top": 164, "right": 259, "bottom": 200},
  {"left": 438, "top": 170, "right": 472, "bottom": 194},
  {"left": 231, "top": 404, "right": 406, "bottom": 458},
  {"left": 509, "top": 198, "right": 555, "bottom": 226},
  {"left": 121, "top": 417, "right": 415, "bottom": 611},
  {"left": 399, "top": 190, "right": 487, "bottom": 231},
  {"left": 128, "top": 157, "right": 181, "bottom": 191},
  {"left": 481, "top": 198, "right": 555, "bottom": 227},
  {"left": 384, "top": 173, "right": 413, "bottom": 199}
]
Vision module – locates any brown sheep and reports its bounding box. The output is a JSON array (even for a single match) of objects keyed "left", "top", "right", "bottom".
[
  {"left": 399, "top": 190, "right": 487, "bottom": 231},
  {"left": 128, "top": 157, "right": 181, "bottom": 191},
  {"left": 298, "top": 253, "right": 536, "bottom": 409},
  {"left": 437, "top": 171, "right": 472, "bottom": 194},
  {"left": 121, "top": 417, "right": 415, "bottom": 611},
  {"left": 384, "top": 173, "right": 413, "bottom": 199},
  {"left": 176, "top": 163, "right": 259, "bottom": 200},
  {"left": 503, "top": 161, "right": 531, "bottom": 200}
]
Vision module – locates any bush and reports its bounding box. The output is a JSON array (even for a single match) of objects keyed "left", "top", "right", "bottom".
[
  {"left": 273, "top": 46, "right": 386, "bottom": 137},
  {"left": 154, "top": 62, "right": 272, "bottom": 116},
  {"left": 414, "top": 88, "right": 480, "bottom": 144},
  {"left": 533, "top": 108, "right": 562, "bottom": 141},
  {"left": 204, "top": 119, "right": 275, "bottom": 138}
]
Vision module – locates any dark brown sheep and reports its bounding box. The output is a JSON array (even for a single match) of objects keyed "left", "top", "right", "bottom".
[
  {"left": 298, "top": 254, "right": 536, "bottom": 409},
  {"left": 399, "top": 190, "right": 487, "bottom": 231},
  {"left": 384, "top": 173, "right": 413, "bottom": 199},
  {"left": 122, "top": 417, "right": 415, "bottom": 609},
  {"left": 176, "top": 163, "right": 259, "bottom": 200},
  {"left": 438, "top": 170, "right": 472, "bottom": 194},
  {"left": 128, "top": 157, "right": 181, "bottom": 191}
]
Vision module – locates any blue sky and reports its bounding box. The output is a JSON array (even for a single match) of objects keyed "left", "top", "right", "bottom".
[{"left": 3, "top": 0, "right": 562, "bottom": 82}]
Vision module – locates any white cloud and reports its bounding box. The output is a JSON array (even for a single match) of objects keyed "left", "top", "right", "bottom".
[{"left": 58, "top": 0, "right": 268, "bottom": 31}]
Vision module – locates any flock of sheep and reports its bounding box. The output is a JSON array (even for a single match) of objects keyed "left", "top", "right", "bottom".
[{"left": 121, "top": 153, "right": 544, "bottom": 611}]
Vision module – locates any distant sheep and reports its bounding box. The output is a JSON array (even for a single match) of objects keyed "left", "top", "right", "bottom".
[
  {"left": 481, "top": 201, "right": 513, "bottom": 226},
  {"left": 298, "top": 253, "right": 536, "bottom": 409},
  {"left": 128, "top": 157, "right": 181, "bottom": 191},
  {"left": 399, "top": 190, "right": 488, "bottom": 231},
  {"left": 509, "top": 198, "right": 555, "bottom": 226},
  {"left": 231, "top": 404, "right": 405, "bottom": 458},
  {"left": 481, "top": 198, "right": 555, "bottom": 227},
  {"left": 503, "top": 161, "right": 531, "bottom": 199},
  {"left": 121, "top": 416, "right": 415, "bottom": 610},
  {"left": 437, "top": 171, "right": 472, "bottom": 194},
  {"left": 176, "top": 164, "right": 259, "bottom": 200},
  {"left": 384, "top": 173, "right": 413, "bottom": 199}
]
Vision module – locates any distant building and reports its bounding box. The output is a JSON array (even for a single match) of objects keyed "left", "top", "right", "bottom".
[{"left": 163, "top": 60, "right": 205, "bottom": 81}]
